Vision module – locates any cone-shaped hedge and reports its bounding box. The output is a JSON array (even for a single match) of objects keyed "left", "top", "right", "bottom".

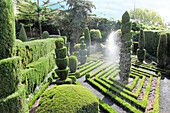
[
  {"left": 119, "top": 11, "right": 132, "bottom": 84},
  {"left": 69, "top": 55, "right": 78, "bottom": 73},
  {"left": 0, "top": 0, "right": 15, "bottom": 60},
  {"left": 157, "top": 33, "right": 167, "bottom": 68},
  {"left": 18, "top": 25, "right": 27, "bottom": 42}
]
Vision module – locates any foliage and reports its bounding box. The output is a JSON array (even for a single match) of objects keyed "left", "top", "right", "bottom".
[
  {"left": 69, "top": 55, "right": 78, "bottom": 73},
  {"left": 157, "top": 33, "right": 167, "bottom": 68},
  {"left": 90, "top": 29, "right": 102, "bottom": 44},
  {"left": 0, "top": 0, "right": 15, "bottom": 60},
  {"left": 42, "top": 31, "right": 49, "bottom": 39},
  {"left": 129, "top": 8, "right": 166, "bottom": 28},
  {"left": 56, "top": 0, "right": 95, "bottom": 54},
  {"left": 36, "top": 85, "right": 99, "bottom": 113},
  {"left": 16, "top": 0, "right": 65, "bottom": 38},
  {"left": 18, "top": 25, "right": 28, "bottom": 41},
  {"left": 15, "top": 38, "right": 57, "bottom": 68}
]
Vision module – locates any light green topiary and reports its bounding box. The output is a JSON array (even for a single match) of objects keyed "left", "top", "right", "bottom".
[
  {"left": 0, "top": 0, "right": 15, "bottom": 60},
  {"left": 79, "top": 41, "right": 87, "bottom": 64},
  {"left": 157, "top": 33, "right": 167, "bottom": 68},
  {"left": 42, "top": 31, "right": 49, "bottom": 39},
  {"left": 69, "top": 55, "right": 78, "bottom": 73},
  {"left": 18, "top": 25, "right": 27, "bottom": 42},
  {"left": 36, "top": 85, "right": 99, "bottom": 113},
  {"left": 90, "top": 29, "right": 102, "bottom": 43}
]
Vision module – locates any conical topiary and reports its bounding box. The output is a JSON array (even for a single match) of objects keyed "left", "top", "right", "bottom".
[
  {"left": 119, "top": 11, "right": 132, "bottom": 84},
  {"left": 137, "top": 29, "right": 146, "bottom": 62},
  {"left": 18, "top": 25, "right": 28, "bottom": 42},
  {"left": 79, "top": 40, "right": 87, "bottom": 64},
  {"left": 157, "top": 33, "right": 167, "bottom": 68}
]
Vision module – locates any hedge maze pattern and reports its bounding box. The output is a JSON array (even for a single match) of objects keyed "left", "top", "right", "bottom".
[{"left": 77, "top": 59, "right": 161, "bottom": 113}]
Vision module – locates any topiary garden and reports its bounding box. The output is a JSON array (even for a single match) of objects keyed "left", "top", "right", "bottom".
[{"left": 1, "top": 1, "right": 170, "bottom": 113}]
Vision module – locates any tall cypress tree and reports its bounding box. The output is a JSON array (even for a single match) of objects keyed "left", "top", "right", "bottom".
[{"left": 0, "top": 0, "right": 16, "bottom": 60}]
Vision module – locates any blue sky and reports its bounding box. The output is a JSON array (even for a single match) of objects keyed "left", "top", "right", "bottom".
[{"left": 34, "top": 0, "right": 170, "bottom": 23}]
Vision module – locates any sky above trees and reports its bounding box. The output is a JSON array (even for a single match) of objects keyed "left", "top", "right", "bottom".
[{"left": 33, "top": 0, "right": 170, "bottom": 23}]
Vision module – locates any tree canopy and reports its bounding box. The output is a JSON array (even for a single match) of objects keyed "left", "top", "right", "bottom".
[{"left": 129, "top": 8, "right": 166, "bottom": 28}]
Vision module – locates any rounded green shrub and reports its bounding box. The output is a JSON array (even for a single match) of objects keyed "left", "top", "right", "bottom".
[
  {"left": 84, "top": 27, "right": 91, "bottom": 55},
  {"left": 42, "top": 31, "right": 49, "bottom": 39},
  {"left": 157, "top": 33, "right": 167, "bottom": 68},
  {"left": 36, "top": 85, "right": 99, "bottom": 113},
  {"left": 55, "top": 57, "right": 69, "bottom": 69},
  {"left": 69, "top": 55, "right": 78, "bottom": 73},
  {"left": 55, "top": 38, "right": 64, "bottom": 49},
  {"left": 18, "top": 25, "right": 27, "bottom": 42},
  {"left": 0, "top": 0, "right": 15, "bottom": 60},
  {"left": 55, "top": 47, "right": 67, "bottom": 58},
  {"left": 55, "top": 67, "right": 69, "bottom": 80}
]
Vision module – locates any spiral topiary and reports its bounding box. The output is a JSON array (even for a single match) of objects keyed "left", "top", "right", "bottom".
[
  {"left": 157, "top": 33, "right": 167, "bottom": 68},
  {"left": 69, "top": 55, "right": 78, "bottom": 73},
  {"left": 18, "top": 25, "right": 28, "bottom": 42},
  {"left": 137, "top": 29, "right": 146, "bottom": 62},
  {"left": 42, "top": 31, "right": 49, "bottom": 39},
  {"left": 119, "top": 11, "right": 132, "bottom": 84}
]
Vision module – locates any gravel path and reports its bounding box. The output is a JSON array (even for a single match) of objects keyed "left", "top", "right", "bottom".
[{"left": 159, "top": 74, "right": 170, "bottom": 113}]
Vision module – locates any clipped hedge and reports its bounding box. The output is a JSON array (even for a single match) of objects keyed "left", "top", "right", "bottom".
[
  {"left": 36, "top": 85, "right": 99, "bottom": 113},
  {"left": 0, "top": 84, "right": 29, "bottom": 113},
  {"left": 90, "top": 29, "right": 102, "bottom": 44},
  {"left": 21, "top": 51, "right": 55, "bottom": 94},
  {"left": 15, "top": 38, "right": 57, "bottom": 68},
  {"left": 0, "top": 57, "right": 21, "bottom": 98},
  {"left": 0, "top": 0, "right": 15, "bottom": 60}
]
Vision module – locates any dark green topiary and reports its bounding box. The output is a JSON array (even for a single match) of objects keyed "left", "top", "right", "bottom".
[
  {"left": 137, "top": 30, "right": 146, "bottom": 62},
  {"left": 18, "top": 25, "right": 27, "bottom": 42},
  {"left": 119, "top": 11, "right": 132, "bottom": 83},
  {"left": 137, "top": 49, "right": 146, "bottom": 62},
  {"left": 42, "top": 31, "right": 49, "bottom": 39},
  {"left": 55, "top": 47, "right": 67, "bottom": 58},
  {"left": 157, "top": 33, "right": 167, "bottom": 68},
  {"left": 86, "top": 73, "right": 90, "bottom": 80},
  {"left": 55, "top": 38, "right": 64, "bottom": 49},
  {"left": 0, "top": 0, "right": 15, "bottom": 60},
  {"left": 55, "top": 57, "right": 69, "bottom": 69},
  {"left": 55, "top": 67, "right": 69, "bottom": 80},
  {"left": 36, "top": 85, "right": 99, "bottom": 113},
  {"left": 61, "top": 36, "right": 67, "bottom": 44},
  {"left": 90, "top": 29, "right": 102, "bottom": 43},
  {"left": 74, "top": 44, "right": 81, "bottom": 51},
  {"left": 138, "top": 30, "right": 145, "bottom": 49},
  {"left": 79, "top": 41, "right": 87, "bottom": 64},
  {"left": 84, "top": 27, "right": 91, "bottom": 55},
  {"left": 69, "top": 55, "right": 78, "bottom": 73}
]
